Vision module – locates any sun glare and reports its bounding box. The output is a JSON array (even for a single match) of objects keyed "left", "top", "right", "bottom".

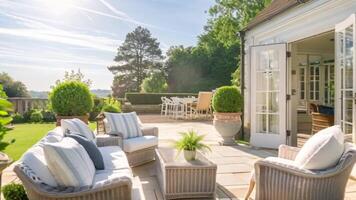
[{"left": 40, "top": 0, "right": 75, "bottom": 16}]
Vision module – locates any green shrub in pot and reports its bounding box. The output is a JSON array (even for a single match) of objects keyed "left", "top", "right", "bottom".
[
  {"left": 2, "top": 183, "right": 28, "bottom": 200},
  {"left": 49, "top": 81, "right": 93, "bottom": 125},
  {"left": 212, "top": 86, "right": 243, "bottom": 145},
  {"left": 101, "top": 98, "right": 121, "bottom": 113}
]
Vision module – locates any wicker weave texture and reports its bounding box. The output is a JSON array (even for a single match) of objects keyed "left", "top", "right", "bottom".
[{"left": 255, "top": 143, "right": 356, "bottom": 200}]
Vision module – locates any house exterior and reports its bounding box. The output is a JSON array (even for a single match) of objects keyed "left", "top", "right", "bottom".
[{"left": 242, "top": 0, "right": 356, "bottom": 148}]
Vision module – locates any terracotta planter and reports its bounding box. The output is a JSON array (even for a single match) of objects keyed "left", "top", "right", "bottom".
[
  {"left": 184, "top": 150, "right": 196, "bottom": 161},
  {"left": 55, "top": 114, "right": 89, "bottom": 126},
  {"left": 213, "top": 112, "right": 242, "bottom": 145}
]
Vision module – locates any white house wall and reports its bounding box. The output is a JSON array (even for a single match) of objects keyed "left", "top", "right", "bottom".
[{"left": 243, "top": 0, "right": 356, "bottom": 138}]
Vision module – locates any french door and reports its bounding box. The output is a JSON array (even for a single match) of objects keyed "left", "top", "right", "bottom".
[
  {"left": 335, "top": 14, "right": 356, "bottom": 142},
  {"left": 250, "top": 43, "right": 287, "bottom": 148}
]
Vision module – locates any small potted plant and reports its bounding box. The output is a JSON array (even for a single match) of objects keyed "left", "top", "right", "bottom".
[
  {"left": 212, "top": 86, "right": 243, "bottom": 145},
  {"left": 174, "top": 130, "right": 211, "bottom": 161},
  {"left": 49, "top": 81, "right": 94, "bottom": 126}
]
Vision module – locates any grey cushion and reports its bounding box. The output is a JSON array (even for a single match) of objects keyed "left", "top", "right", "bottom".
[{"left": 66, "top": 133, "right": 105, "bottom": 170}]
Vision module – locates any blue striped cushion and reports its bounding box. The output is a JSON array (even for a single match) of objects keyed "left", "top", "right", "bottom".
[
  {"left": 104, "top": 112, "right": 142, "bottom": 139},
  {"left": 61, "top": 118, "right": 95, "bottom": 142},
  {"left": 43, "top": 137, "right": 95, "bottom": 187}
]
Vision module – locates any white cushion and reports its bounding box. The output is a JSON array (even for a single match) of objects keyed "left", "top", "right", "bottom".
[
  {"left": 295, "top": 125, "right": 344, "bottom": 170},
  {"left": 93, "top": 169, "right": 132, "bottom": 189},
  {"left": 99, "top": 146, "right": 130, "bottom": 170},
  {"left": 104, "top": 112, "right": 142, "bottom": 139},
  {"left": 61, "top": 118, "right": 95, "bottom": 142},
  {"left": 123, "top": 135, "right": 158, "bottom": 153},
  {"left": 21, "top": 146, "right": 58, "bottom": 187},
  {"left": 43, "top": 137, "right": 95, "bottom": 187}
]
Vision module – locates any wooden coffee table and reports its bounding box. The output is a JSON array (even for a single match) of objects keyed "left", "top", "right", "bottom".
[{"left": 155, "top": 147, "right": 217, "bottom": 199}]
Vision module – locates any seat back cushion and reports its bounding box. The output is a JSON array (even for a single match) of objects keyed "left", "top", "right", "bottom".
[
  {"left": 61, "top": 118, "right": 95, "bottom": 142},
  {"left": 104, "top": 112, "right": 142, "bottom": 139},
  {"left": 66, "top": 133, "right": 105, "bottom": 170},
  {"left": 295, "top": 125, "right": 344, "bottom": 170},
  {"left": 21, "top": 146, "right": 58, "bottom": 187},
  {"left": 44, "top": 137, "right": 95, "bottom": 187}
]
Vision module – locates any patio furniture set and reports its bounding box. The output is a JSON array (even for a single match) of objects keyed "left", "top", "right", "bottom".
[
  {"left": 160, "top": 91, "right": 213, "bottom": 120},
  {"left": 10, "top": 112, "right": 356, "bottom": 200},
  {"left": 13, "top": 112, "right": 218, "bottom": 200}
]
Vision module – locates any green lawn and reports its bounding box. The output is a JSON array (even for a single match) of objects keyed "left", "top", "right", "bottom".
[{"left": 2, "top": 122, "right": 97, "bottom": 161}]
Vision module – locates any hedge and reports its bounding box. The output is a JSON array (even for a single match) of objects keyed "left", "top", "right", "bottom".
[{"left": 125, "top": 93, "right": 198, "bottom": 105}]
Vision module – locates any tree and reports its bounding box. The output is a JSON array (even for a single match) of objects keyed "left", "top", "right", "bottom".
[
  {"left": 108, "top": 26, "right": 163, "bottom": 92},
  {"left": 54, "top": 69, "right": 92, "bottom": 88},
  {"left": 111, "top": 75, "right": 136, "bottom": 98},
  {"left": 141, "top": 72, "right": 168, "bottom": 93},
  {"left": 0, "top": 72, "right": 29, "bottom": 97}
]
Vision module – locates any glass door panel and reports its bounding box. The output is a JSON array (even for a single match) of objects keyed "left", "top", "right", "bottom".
[
  {"left": 251, "top": 43, "right": 287, "bottom": 148},
  {"left": 335, "top": 14, "right": 356, "bottom": 141}
]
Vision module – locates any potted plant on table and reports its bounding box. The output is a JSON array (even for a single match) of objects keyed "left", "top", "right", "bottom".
[
  {"left": 174, "top": 130, "right": 211, "bottom": 161},
  {"left": 212, "top": 86, "right": 243, "bottom": 145},
  {"left": 49, "top": 81, "right": 94, "bottom": 126}
]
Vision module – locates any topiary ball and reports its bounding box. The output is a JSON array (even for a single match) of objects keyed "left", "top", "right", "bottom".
[
  {"left": 49, "top": 81, "right": 94, "bottom": 116},
  {"left": 212, "top": 86, "right": 243, "bottom": 113},
  {"left": 2, "top": 183, "right": 29, "bottom": 200}
]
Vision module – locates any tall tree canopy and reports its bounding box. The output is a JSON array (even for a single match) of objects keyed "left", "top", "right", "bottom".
[
  {"left": 165, "top": 0, "right": 271, "bottom": 92},
  {"left": 0, "top": 72, "right": 29, "bottom": 97},
  {"left": 109, "top": 26, "right": 163, "bottom": 95}
]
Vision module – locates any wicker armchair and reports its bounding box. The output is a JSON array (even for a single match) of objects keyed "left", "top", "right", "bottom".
[{"left": 254, "top": 143, "right": 356, "bottom": 200}]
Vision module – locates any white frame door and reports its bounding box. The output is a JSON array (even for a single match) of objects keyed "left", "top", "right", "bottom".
[
  {"left": 335, "top": 14, "right": 356, "bottom": 142},
  {"left": 250, "top": 43, "right": 287, "bottom": 148}
]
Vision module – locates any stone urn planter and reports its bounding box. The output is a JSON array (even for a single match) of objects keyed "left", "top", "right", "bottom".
[
  {"left": 213, "top": 112, "right": 242, "bottom": 145},
  {"left": 183, "top": 150, "right": 196, "bottom": 161},
  {"left": 212, "top": 86, "right": 243, "bottom": 146},
  {"left": 0, "top": 152, "right": 12, "bottom": 188},
  {"left": 55, "top": 114, "right": 89, "bottom": 126}
]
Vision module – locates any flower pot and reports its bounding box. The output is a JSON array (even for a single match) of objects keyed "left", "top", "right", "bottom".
[
  {"left": 55, "top": 114, "right": 89, "bottom": 126},
  {"left": 213, "top": 112, "right": 242, "bottom": 145},
  {"left": 184, "top": 150, "right": 196, "bottom": 161}
]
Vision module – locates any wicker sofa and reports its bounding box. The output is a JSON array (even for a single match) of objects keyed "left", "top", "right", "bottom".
[
  {"left": 14, "top": 127, "right": 134, "bottom": 200},
  {"left": 254, "top": 143, "right": 356, "bottom": 200}
]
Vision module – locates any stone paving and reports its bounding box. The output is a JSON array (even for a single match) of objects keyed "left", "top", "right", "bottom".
[{"left": 2, "top": 115, "right": 356, "bottom": 199}]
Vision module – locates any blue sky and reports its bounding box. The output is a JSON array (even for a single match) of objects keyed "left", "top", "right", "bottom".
[{"left": 0, "top": 0, "right": 214, "bottom": 91}]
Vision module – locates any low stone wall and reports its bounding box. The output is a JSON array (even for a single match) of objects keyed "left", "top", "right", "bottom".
[{"left": 122, "top": 103, "right": 161, "bottom": 114}]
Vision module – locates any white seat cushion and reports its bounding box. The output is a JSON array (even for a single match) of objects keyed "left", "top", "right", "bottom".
[
  {"left": 123, "top": 136, "right": 158, "bottom": 153},
  {"left": 21, "top": 146, "right": 58, "bottom": 187},
  {"left": 61, "top": 118, "right": 95, "bottom": 142},
  {"left": 295, "top": 125, "right": 344, "bottom": 170},
  {"left": 44, "top": 137, "right": 96, "bottom": 187},
  {"left": 99, "top": 146, "right": 130, "bottom": 170},
  {"left": 93, "top": 169, "right": 132, "bottom": 189},
  {"left": 104, "top": 112, "right": 142, "bottom": 139}
]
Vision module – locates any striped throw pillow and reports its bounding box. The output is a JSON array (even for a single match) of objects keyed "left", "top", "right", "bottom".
[
  {"left": 61, "top": 118, "right": 95, "bottom": 142},
  {"left": 43, "top": 137, "right": 95, "bottom": 187},
  {"left": 104, "top": 112, "right": 142, "bottom": 139}
]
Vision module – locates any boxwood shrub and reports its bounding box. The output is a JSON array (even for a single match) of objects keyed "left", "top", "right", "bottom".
[
  {"left": 212, "top": 86, "right": 242, "bottom": 113},
  {"left": 125, "top": 93, "right": 198, "bottom": 105},
  {"left": 2, "top": 183, "right": 28, "bottom": 200},
  {"left": 49, "top": 81, "right": 93, "bottom": 116},
  {"left": 30, "top": 110, "right": 43, "bottom": 122}
]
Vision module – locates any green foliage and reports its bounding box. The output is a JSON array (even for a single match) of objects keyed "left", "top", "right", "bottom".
[
  {"left": 108, "top": 26, "right": 163, "bottom": 92},
  {"left": 89, "top": 97, "right": 105, "bottom": 121},
  {"left": 23, "top": 110, "right": 35, "bottom": 122},
  {"left": 11, "top": 113, "right": 24, "bottom": 124},
  {"left": 174, "top": 130, "right": 211, "bottom": 153},
  {"left": 101, "top": 98, "right": 121, "bottom": 113},
  {"left": 141, "top": 72, "right": 168, "bottom": 93},
  {"left": 231, "top": 67, "right": 240, "bottom": 87},
  {"left": 30, "top": 110, "right": 43, "bottom": 123},
  {"left": 49, "top": 81, "right": 93, "bottom": 116},
  {"left": 2, "top": 183, "right": 28, "bottom": 200},
  {"left": 0, "top": 84, "right": 7, "bottom": 98},
  {"left": 41, "top": 110, "right": 56, "bottom": 122},
  {"left": 125, "top": 93, "right": 197, "bottom": 105},
  {"left": 0, "top": 98, "right": 13, "bottom": 133},
  {"left": 0, "top": 73, "right": 29, "bottom": 97},
  {"left": 212, "top": 86, "right": 242, "bottom": 112},
  {"left": 54, "top": 69, "right": 92, "bottom": 88}
]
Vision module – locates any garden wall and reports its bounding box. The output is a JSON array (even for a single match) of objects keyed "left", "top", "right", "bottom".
[{"left": 125, "top": 93, "right": 198, "bottom": 105}]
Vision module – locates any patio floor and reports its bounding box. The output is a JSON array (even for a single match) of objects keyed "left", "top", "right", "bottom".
[{"left": 2, "top": 114, "right": 356, "bottom": 199}]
